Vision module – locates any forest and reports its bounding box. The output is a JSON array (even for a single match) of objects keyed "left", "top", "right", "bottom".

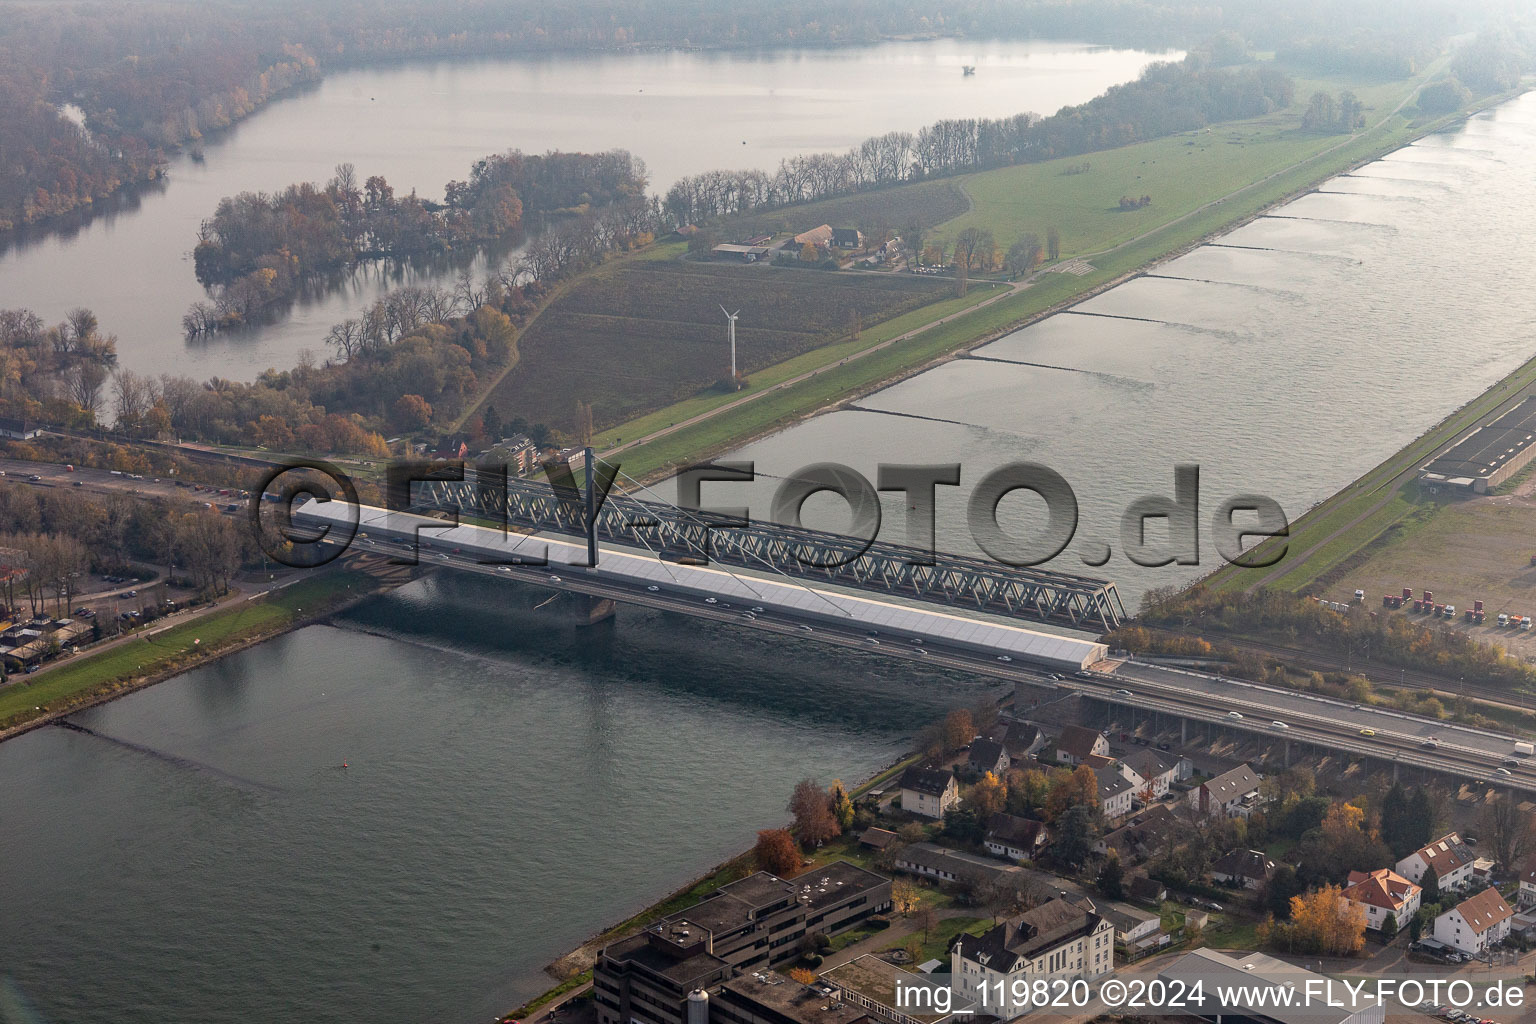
[
  {"left": 185, "top": 149, "right": 649, "bottom": 335},
  {"left": 0, "top": 0, "right": 1500, "bottom": 235},
  {"left": 660, "top": 57, "right": 1298, "bottom": 225}
]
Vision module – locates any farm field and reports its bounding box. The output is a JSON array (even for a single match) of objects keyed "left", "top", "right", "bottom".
[
  {"left": 484, "top": 259, "right": 950, "bottom": 432},
  {"left": 715, "top": 178, "right": 970, "bottom": 239}
]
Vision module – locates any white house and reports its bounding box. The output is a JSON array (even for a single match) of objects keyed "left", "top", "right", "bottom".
[
  {"left": 1188, "top": 764, "right": 1262, "bottom": 818},
  {"left": 1519, "top": 869, "right": 1536, "bottom": 908},
  {"left": 985, "top": 813, "right": 1049, "bottom": 861},
  {"left": 1118, "top": 748, "right": 1183, "bottom": 799},
  {"left": 1433, "top": 888, "right": 1513, "bottom": 955},
  {"left": 899, "top": 766, "right": 959, "bottom": 819},
  {"left": 1094, "top": 764, "right": 1135, "bottom": 820},
  {"left": 1055, "top": 726, "right": 1109, "bottom": 766},
  {"left": 1342, "top": 869, "right": 1421, "bottom": 933},
  {"left": 1103, "top": 901, "right": 1164, "bottom": 958},
  {"left": 1396, "top": 833, "right": 1476, "bottom": 893},
  {"left": 968, "top": 737, "right": 1010, "bottom": 776},
  {"left": 952, "top": 898, "right": 1115, "bottom": 1018}
]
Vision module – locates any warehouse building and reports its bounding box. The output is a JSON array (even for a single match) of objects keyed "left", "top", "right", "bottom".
[{"left": 1418, "top": 396, "right": 1536, "bottom": 493}]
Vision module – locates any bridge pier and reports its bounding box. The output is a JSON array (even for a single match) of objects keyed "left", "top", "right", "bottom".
[
  {"left": 576, "top": 595, "right": 617, "bottom": 626},
  {"left": 1181, "top": 719, "right": 1188, "bottom": 744}
]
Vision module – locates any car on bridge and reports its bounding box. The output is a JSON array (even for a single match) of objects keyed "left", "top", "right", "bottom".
[{"left": 1359, "top": 728, "right": 1376, "bottom": 736}]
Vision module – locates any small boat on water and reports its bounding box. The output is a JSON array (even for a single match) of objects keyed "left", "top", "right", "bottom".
[{"left": 962, "top": 65, "right": 976, "bottom": 75}]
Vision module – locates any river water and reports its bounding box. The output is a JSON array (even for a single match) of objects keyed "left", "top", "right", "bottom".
[
  {"left": 715, "top": 92, "right": 1536, "bottom": 611},
  {"left": 0, "top": 573, "right": 998, "bottom": 1023},
  {"left": 0, "top": 39, "right": 1169, "bottom": 382}
]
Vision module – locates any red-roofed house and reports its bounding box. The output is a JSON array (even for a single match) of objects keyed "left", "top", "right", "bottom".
[
  {"left": 1434, "top": 888, "right": 1513, "bottom": 954},
  {"left": 1342, "top": 869, "right": 1421, "bottom": 932},
  {"left": 1396, "top": 833, "right": 1476, "bottom": 893}
]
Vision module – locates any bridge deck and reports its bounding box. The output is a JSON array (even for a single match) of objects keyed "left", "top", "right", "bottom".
[{"left": 297, "top": 502, "right": 1108, "bottom": 672}]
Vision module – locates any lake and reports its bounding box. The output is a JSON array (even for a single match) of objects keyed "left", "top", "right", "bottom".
[{"left": 0, "top": 39, "right": 1173, "bottom": 382}]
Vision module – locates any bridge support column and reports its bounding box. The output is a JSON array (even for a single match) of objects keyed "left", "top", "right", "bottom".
[
  {"left": 1392, "top": 759, "right": 1400, "bottom": 782},
  {"left": 1181, "top": 719, "right": 1188, "bottom": 744},
  {"left": 577, "top": 595, "right": 617, "bottom": 626},
  {"left": 1284, "top": 740, "right": 1291, "bottom": 767}
]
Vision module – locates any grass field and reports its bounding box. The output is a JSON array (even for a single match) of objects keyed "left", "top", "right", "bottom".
[
  {"left": 484, "top": 259, "right": 952, "bottom": 432},
  {"left": 0, "top": 570, "right": 369, "bottom": 733},
  {"left": 929, "top": 69, "right": 1425, "bottom": 259}
]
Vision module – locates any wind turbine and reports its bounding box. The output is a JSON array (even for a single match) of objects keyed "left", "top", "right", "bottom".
[{"left": 719, "top": 305, "right": 741, "bottom": 380}]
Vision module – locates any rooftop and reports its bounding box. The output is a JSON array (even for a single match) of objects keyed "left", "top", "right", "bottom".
[
  {"left": 603, "top": 930, "right": 730, "bottom": 985},
  {"left": 900, "top": 766, "right": 955, "bottom": 797},
  {"left": 720, "top": 971, "right": 869, "bottom": 1024},
  {"left": 1159, "top": 948, "right": 1377, "bottom": 1024},
  {"left": 1421, "top": 396, "right": 1536, "bottom": 481},
  {"left": 1450, "top": 887, "right": 1513, "bottom": 934},
  {"left": 1203, "top": 764, "right": 1261, "bottom": 801},
  {"left": 823, "top": 955, "right": 973, "bottom": 1024},
  {"left": 1057, "top": 725, "right": 1104, "bottom": 759}
]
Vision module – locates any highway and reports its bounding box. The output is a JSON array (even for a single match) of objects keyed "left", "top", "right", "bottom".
[
  {"left": 1077, "top": 664, "right": 1536, "bottom": 792},
  {"left": 315, "top": 512, "right": 1536, "bottom": 792}
]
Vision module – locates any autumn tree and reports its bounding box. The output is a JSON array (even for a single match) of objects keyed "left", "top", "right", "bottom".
[
  {"left": 830, "top": 780, "right": 855, "bottom": 830},
  {"left": 1262, "top": 885, "right": 1366, "bottom": 956},
  {"left": 1006, "top": 768, "right": 1050, "bottom": 818},
  {"left": 391, "top": 393, "right": 433, "bottom": 431},
  {"left": 966, "top": 771, "right": 1007, "bottom": 819},
  {"left": 942, "top": 708, "right": 974, "bottom": 752},
  {"left": 787, "top": 967, "right": 818, "bottom": 985},
  {"left": 1045, "top": 765, "right": 1100, "bottom": 822},
  {"left": 789, "top": 778, "right": 841, "bottom": 846},
  {"left": 891, "top": 879, "right": 923, "bottom": 917},
  {"left": 1046, "top": 226, "right": 1061, "bottom": 262},
  {"left": 756, "top": 828, "right": 801, "bottom": 877}
]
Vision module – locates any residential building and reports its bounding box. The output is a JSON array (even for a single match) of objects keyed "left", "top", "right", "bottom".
[
  {"left": 898, "top": 767, "right": 959, "bottom": 819},
  {"left": 1518, "top": 869, "right": 1536, "bottom": 908},
  {"left": 1127, "top": 874, "right": 1167, "bottom": 906},
  {"left": 1433, "top": 888, "right": 1513, "bottom": 955},
  {"left": 985, "top": 720, "right": 1044, "bottom": 760},
  {"left": 1210, "top": 849, "right": 1275, "bottom": 891},
  {"left": 1158, "top": 948, "right": 1385, "bottom": 1024},
  {"left": 1396, "top": 833, "right": 1476, "bottom": 892},
  {"left": 710, "top": 970, "right": 872, "bottom": 1024},
  {"left": 1117, "top": 748, "right": 1183, "bottom": 799},
  {"left": 594, "top": 863, "right": 892, "bottom": 1024},
  {"left": 1094, "top": 804, "right": 1179, "bottom": 862},
  {"left": 1054, "top": 726, "right": 1109, "bottom": 766},
  {"left": 984, "top": 813, "right": 1049, "bottom": 861},
  {"left": 952, "top": 898, "right": 1115, "bottom": 1017},
  {"left": 1093, "top": 764, "right": 1135, "bottom": 820},
  {"left": 0, "top": 416, "right": 40, "bottom": 440},
  {"left": 831, "top": 228, "right": 865, "bottom": 249},
  {"left": 823, "top": 954, "right": 979, "bottom": 1024},
  {"left": 890, "top": 842, "right": 1027, "bottom": 890},
  {"left": 1103, "top": 901, "right": 1166, "bottom": 960},
  {"left": 1342, "top": 869, "right": 1421, "bottom": 933},
  {"left": 968, "top": 738, "right": 1009, "bottom": 776},
  {"left": 1188, "top": 764, "right": 1262, "bottom": 818}
]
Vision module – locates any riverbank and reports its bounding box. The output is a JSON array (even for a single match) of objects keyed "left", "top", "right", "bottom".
[
  {"left": 0, "top": 562, "right": 402, "bottom": 741},
  {"left": 596, "top": 72, "right": 1528, "bottom": 488},
  {"left": 498, "top": 750, "right": 925, "bottom": 1023}
]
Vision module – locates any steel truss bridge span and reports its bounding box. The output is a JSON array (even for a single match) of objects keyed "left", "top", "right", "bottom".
[{"left": 406, "top": 474, "right": 1126, "bottom": 632}]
